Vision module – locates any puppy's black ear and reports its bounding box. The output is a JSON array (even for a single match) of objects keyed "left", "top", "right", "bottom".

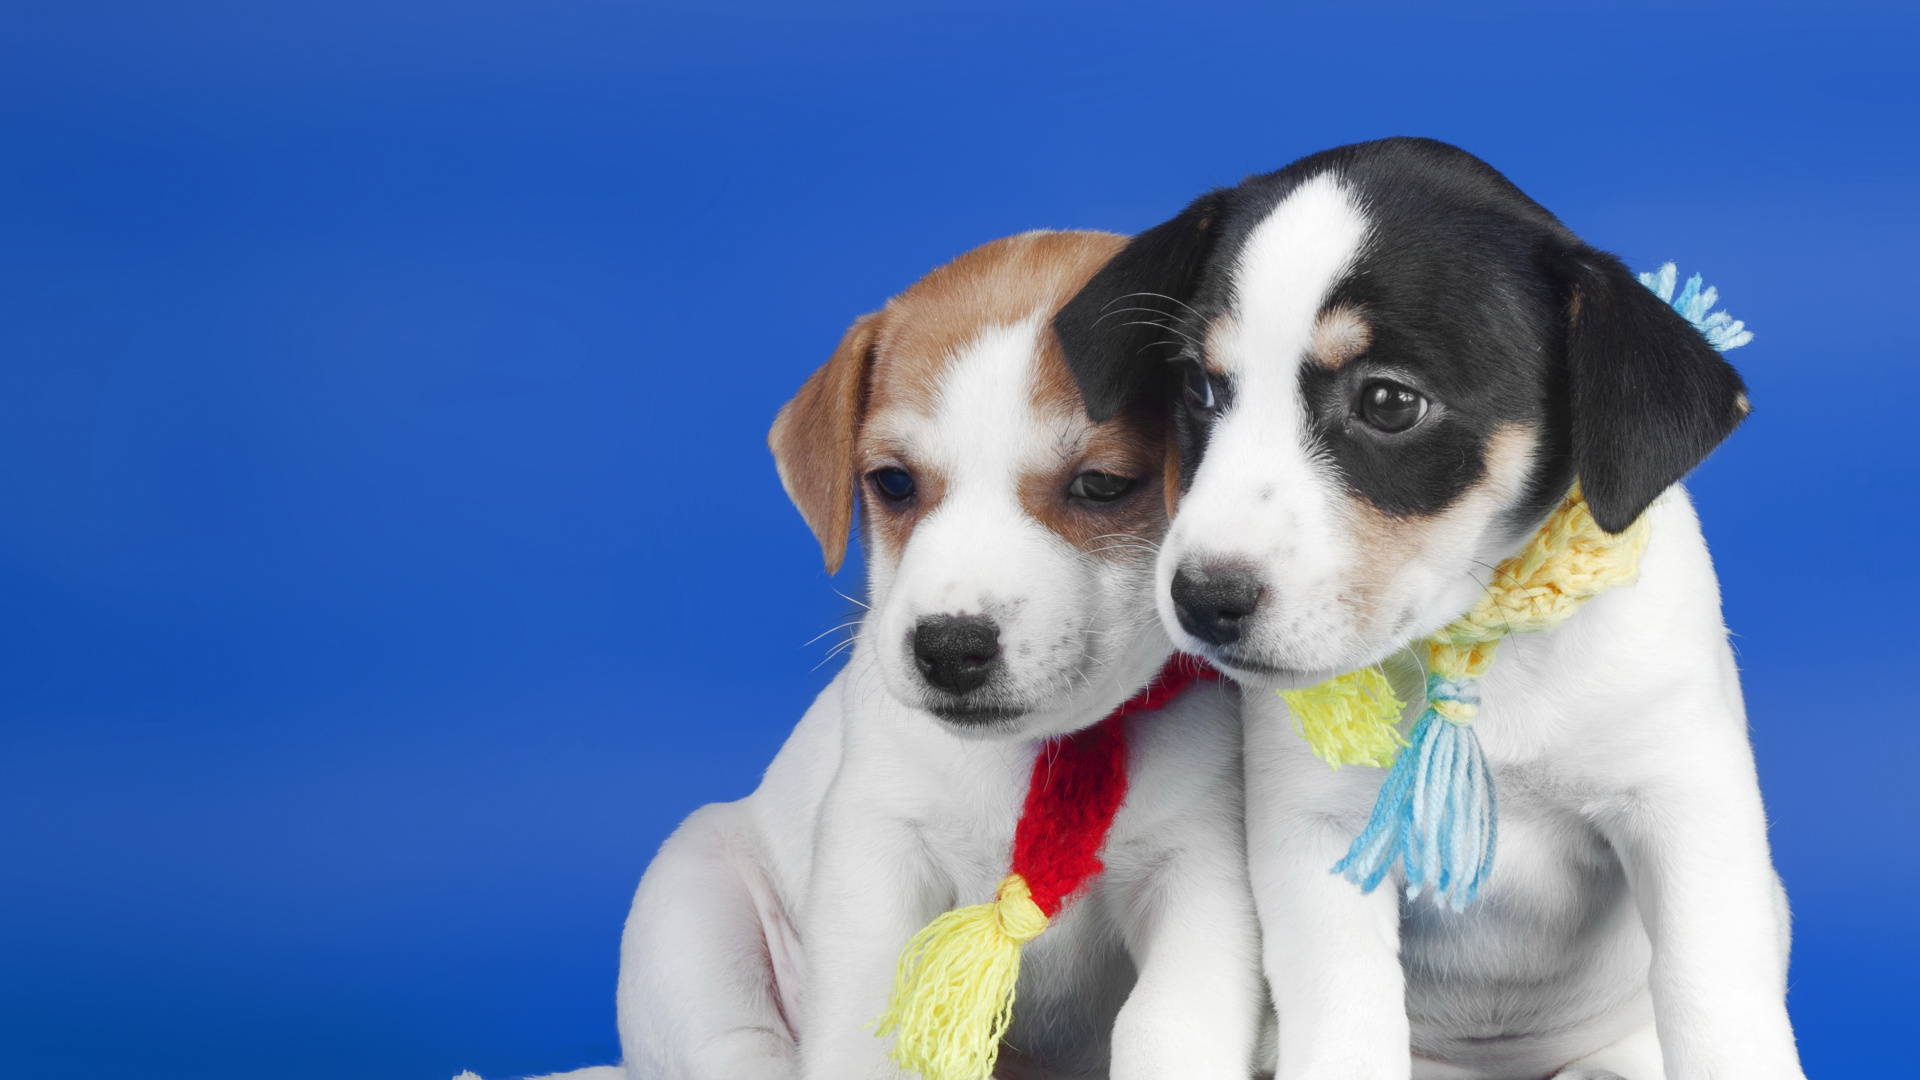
[
  {"left": 1552, "top": 246, "right": 1751, "bottom": 533},
  {"left": 769, "top": 311, "right": 881, "bottom": 574},
  {"left": 1054, "top": 191, "right": 1226, "bottom": 422}
]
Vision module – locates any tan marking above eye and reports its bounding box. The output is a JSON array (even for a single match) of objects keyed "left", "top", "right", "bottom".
[
  {"left": 1200, "top": 313, "right": 1239, "bottom": 376},
  {"left": 1309, "top": 303, "right": 1371, "bottom": 369}
]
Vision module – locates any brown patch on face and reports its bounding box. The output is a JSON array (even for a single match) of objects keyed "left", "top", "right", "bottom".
[
  {"left": 827, "top": 230, "right": 1140, "bottom": 565},
  {"left": 1015, "top": 381, "right": 1169, "bottom": 561},
  {"left": 862, "top": 231, "right": 1129, "bottom": 421},
  {"left": 1308, "top": 303, "right": 1371, "bottom": 369},
  {"left": 1334, "top": 423, "right": 1541, "bottom": 637},
  {"left": 1012, "top": 294, "right": 1170, "bottom": 558}
]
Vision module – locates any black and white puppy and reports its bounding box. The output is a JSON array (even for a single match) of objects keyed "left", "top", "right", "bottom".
[{"left": 1055, "top": 138, "right": 1803, "bottom": 1080}]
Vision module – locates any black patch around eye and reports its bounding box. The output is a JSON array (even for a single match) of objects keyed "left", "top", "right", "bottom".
[
  {"left": 1172, "top": 363, "right": 1224, "bottom": 495},
  {"left": 868, "top": 467, "right": 915, "bottom": 502},
  {"left": 1290, "top": 245, "right": 1562, "bottom": 520},
  {"left": 1183, "top": 363, "right": 1220, "bottom": 416},
  {"left": 1177, "top": 362, "right": 1230, "bottom": 479},
  {"left": 1302, "top": 358, "right": 1489, "bottom": 519},
  {"left": 1355, "top": 379, "right": 1429, "bottom": 433},
  {"left": 1067, "top": 471, "right": 1137, "bottom": 502}
]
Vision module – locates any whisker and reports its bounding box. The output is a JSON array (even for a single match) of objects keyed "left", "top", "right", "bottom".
[
  {"left": 1111, "top": 320, "right": 1201, "bottom": 349},
  {"left": 812, "top": 636, "right": 860, "bottom": 671},
  {"left": 1135, "top": 339, "right": 1192, "bottom": 359},
  {"left": 1090, "top": 534, "right": 1159, "bottom": 549},
  {"left": 1090, "top": 306, "right": 1163, "bottom": 330},
  {"left": 1088, "top": 532, "right": 1162, "bottom": 550},
  {"left": 1104, "top": 291, "right": 1201, "bottom": 317},
  {"left": 801, "top": 620, "right": 865, "bottom": 648}
]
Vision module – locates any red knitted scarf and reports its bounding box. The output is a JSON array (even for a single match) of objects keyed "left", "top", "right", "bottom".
[{"left": 1009, "top": 654, "right": 1221, "bottom": 917}]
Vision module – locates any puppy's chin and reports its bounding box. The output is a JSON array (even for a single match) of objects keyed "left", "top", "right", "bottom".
[
  {"left": 927, "top": 702, "right": 1035, "bottom": 740},
  {"left": 895, "top": 663, "right": 1151, "bottom": 743},
  {"left": 1196, "top": 650, "right": 1340, "bottom": 693},
  {"left": 1173, "top": 624, "right": 1402, "bottom": 694},
  {"left": 918, "top": 681, "right": 1109, "bottom": 742},
  {"left": 871, "top": 659, "right": 1041, "bottom": 740}
]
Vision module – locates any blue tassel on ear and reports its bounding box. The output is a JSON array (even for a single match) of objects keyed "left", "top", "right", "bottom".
[
  {"left": 1638, "top": 262, "right": 1753, "bottom": 352},
  {"left": 1332, "top": 675, "right": 1497, "bottom": 912}
]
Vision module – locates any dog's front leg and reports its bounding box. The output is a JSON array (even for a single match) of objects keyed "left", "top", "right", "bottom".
[
  {"left": 1108, "top": 833, "right": 1265, "bottom": 1080},
  {"left": 1245, "top": 693, "right": 1411, "bottom": 1080},
  {"left": 797, "top": 805, "right": 940, "bottom": 1080},
  {"left": 1602, "top": 683, "right": 1804, "bottom": 1080}
]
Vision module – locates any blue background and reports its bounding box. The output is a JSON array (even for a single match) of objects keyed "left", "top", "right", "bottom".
[{"left": 1, "top": 2, "right": 1913, "bottom": 1077}]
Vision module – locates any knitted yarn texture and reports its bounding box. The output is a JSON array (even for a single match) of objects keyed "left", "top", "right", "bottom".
[
  {"left": 1321, "top": 485, "right": 1651, "bottom": 909},
  {"left": 875, "top": 655, "right": 1219, "bottom": 1080}
]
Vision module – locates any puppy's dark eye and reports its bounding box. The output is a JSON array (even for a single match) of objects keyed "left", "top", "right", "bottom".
[
  {"left": 1067, "top": 471, "right": 1137, "bottom": 502},
  {"left": 1184, "top": 364, "right": 1219, "bottom": 416},
  {"left": 868, "top": 467, "right": 916, "bottom": 502},
  {"left": 1356, "top": 380, "right": 1430, "bottom": 433}
]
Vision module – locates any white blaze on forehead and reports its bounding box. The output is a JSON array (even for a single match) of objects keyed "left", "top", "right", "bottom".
[
  {"left": 1200, "top": 174, "right": 1371, "bottom": 480},
  {"left": 924, "top": 313, "right": 1063, "bottom": 497},
  {"left": 885, "top": 313, "right": 1083, "bottom": 662},
  {"left": 1226, "top": 173, "right": 1371, "bottom": 381},
  {"left": 1158, "top": 173, "right": 1377, "bottom": 669}
]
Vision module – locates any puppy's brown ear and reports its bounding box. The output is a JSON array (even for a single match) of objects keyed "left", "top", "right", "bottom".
[
  {"left": 769, "top": 312, "right": 881, "bottom": 574},
  {"left": 1054, "top": 190, "right": 1227, "bottom": 422},
  {"left": 1551, "top": 246, "right": 1750, "bottom": 533}
]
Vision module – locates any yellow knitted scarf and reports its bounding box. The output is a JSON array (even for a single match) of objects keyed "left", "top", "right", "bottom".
[{"left": 1283, "top": 484, "right": 1652, "bottom": 768}]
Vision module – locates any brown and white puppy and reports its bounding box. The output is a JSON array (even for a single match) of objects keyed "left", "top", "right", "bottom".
[
  {"left": 610, "top": 232, "right": 1263, "bottom": 1080},
  {"left": 1057, "top": 139, "right": 1800, "bottom": 1080}
]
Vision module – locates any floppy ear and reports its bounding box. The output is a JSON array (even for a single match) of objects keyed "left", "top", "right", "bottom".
[
  {"left": 1553, "top": 246, "right": 1751, "bottom": 533},
  {"left": 1053, "top": 191, "right": 1226, "bottom": 422},
  {"left": 768, "top": 312, "right": 881, "bottom": 574}
]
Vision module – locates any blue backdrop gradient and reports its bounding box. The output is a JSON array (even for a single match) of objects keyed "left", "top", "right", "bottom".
[{"left": 0, "top": 3, "right": 1913, "bottom": 1077}]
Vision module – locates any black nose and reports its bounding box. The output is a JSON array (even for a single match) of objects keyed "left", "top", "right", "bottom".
[
  {"left": 1170, "top": 564, "right": 1264, "bottom": 646},
  {"left": 912, "top": 615, "right": 1001, "bottom": 695}
]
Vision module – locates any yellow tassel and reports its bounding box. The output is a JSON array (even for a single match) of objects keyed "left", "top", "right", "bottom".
[
  {"left": 1279, "top": 666, "right": 1406, "bottom": 768},
  {"left": 876, "top": 872, "right": 1050, "bottom": 1080}
]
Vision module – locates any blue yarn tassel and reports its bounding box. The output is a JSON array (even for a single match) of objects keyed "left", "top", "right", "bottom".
[
  {"left": 1331, "top": 675, "right": 1497, "bottom": 911},
  {"left": 1638, "top": 262, "right": 1753, "bottom": 352}
]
